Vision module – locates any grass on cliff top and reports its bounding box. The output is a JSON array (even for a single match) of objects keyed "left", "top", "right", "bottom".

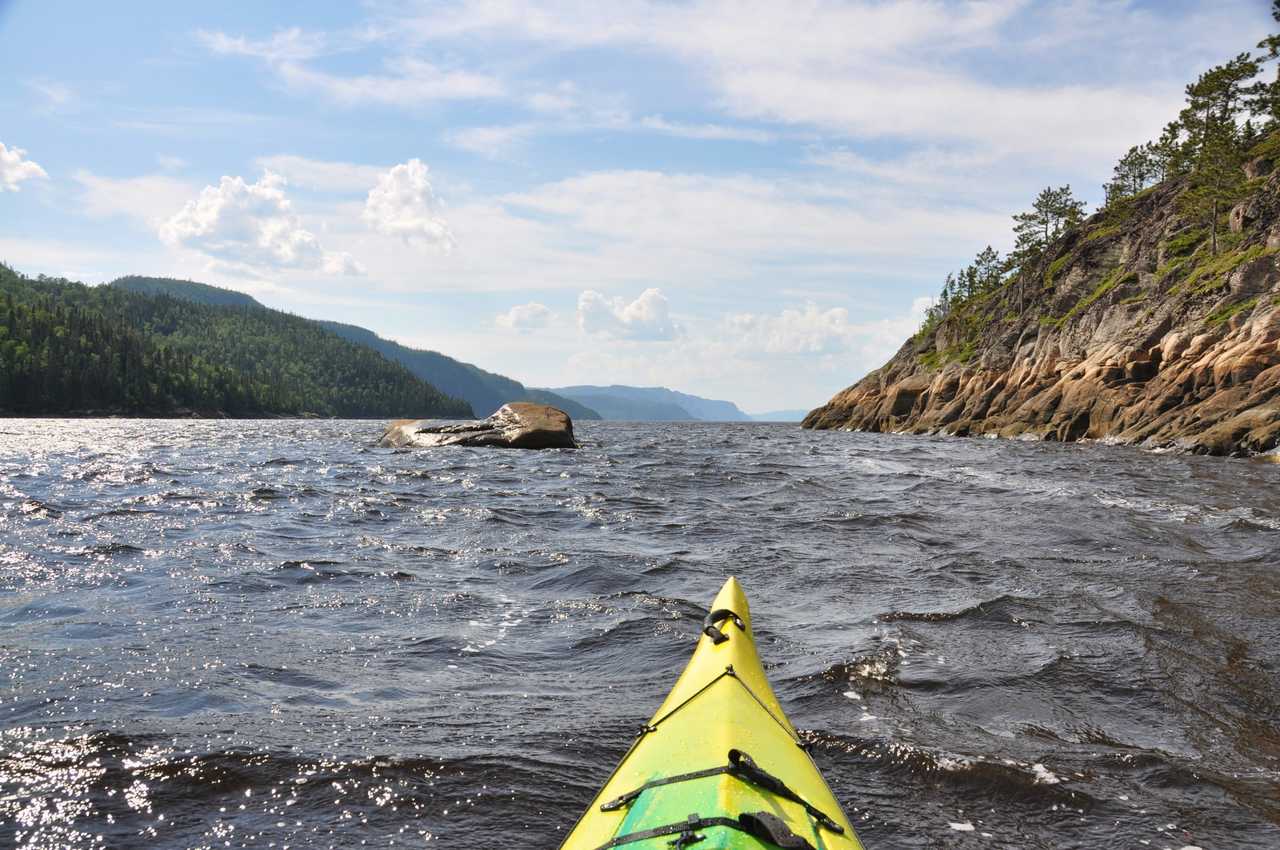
[
  {"left": 1045, "top": 200, "right": 1140, "bottom": 289},
  {"left": 1164, "top": 226, "right": 1206, "bottom": 258},
  {"left": 1205, "top": 295, "right": 1260, "bottom": 328},
  {"left": 1174, "top": 243, "right": 1278, "bottom": 296},
  {"left": 1044, "top": 253, "right": 1072, "bottom": 290},
  {"left": 1043, "top": 267, "right": 1138, "bottom": 329},
  {"left": 1081, "top": 223, "right": 1122, "bottom": 245},
  {"left": 919, "top": 339, "right": 977, "bottom": 369}
]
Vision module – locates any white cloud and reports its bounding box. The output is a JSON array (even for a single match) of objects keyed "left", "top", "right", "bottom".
[
  {"left": 724, "top": 297, "right": 934, "bottom": 360},
  {"left": 0, "top": 142, "right": 48, "bottom": 192},
  {"left": 198, "top": 27, "right": 327, "bottom": 63},
  {"left": 527, "top": 82, "right": 579, "bottom": 113},
  {"left": 387, "top": 0, "right": 1268, "bottom": 170},
  {"left": 277, "top": 57, "right": 503, "bottom": 106},
  {"left": 638, "top": 115, "right": 774, "bottom": 143},
  {"left": 75, "top": 171, "right": 197, "bottom": 226},
  {"left": 577, "top": 288, "right": 678, "bottom": 340},
  {"left": 503, "top": 169, "right": 1005, "bottom": 270},
  {"left": 726, "top": 303, "right": 858, "bottom": 355},
  {"left": 113, "top": 106, "right": 272, "bottom": 135},
  {"left": 363, "top": 159, "right": 455, "bottom": 252},
  {"left": 255, "top": 154, "right": 386, "bottom": 192},
  {"left": 201, "top": 28, "right": 503, "bottom": 107},
  {"left": 26, "top": 79, "right": 74, "bottom": 109},
  {"left": 496, "top": 301, "right": 554, "bottom": 331},
  {"left": 160, "top": 171, "right": 363, "bottom": 275},
  {"left": 446, "top": 124, "right": 538, "bottom": 158}
]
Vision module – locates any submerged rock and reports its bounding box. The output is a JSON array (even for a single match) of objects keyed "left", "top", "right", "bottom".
[{"left": 380, "top": 403, "right": 577, "bottom": 450}]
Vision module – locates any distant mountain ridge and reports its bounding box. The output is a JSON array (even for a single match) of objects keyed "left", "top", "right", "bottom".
[
  {"left": 109, "top": 276, "right": 600, "bottom": 420},
  {"left": 547, "top": 385, "right": 751, "bottom": 421},
  {"left": 315, "top": 321, "right": 601, "bottom": 420}
]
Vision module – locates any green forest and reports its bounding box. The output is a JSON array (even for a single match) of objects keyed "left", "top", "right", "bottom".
[{"left": 0, "top": 265, "right": 473, "bottom": 418}]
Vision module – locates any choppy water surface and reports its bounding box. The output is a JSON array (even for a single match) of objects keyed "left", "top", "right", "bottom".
[{"left": 1, "top": 420, "right": 1279, "bottom": 849}]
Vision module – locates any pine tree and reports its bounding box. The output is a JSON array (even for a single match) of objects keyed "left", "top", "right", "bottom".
[
  {"left": 1104, "top": 143, "right": 1159, "bottom": 204},
  {"left": 1150, "top": 123, "right": 1188, "bottom": 182},
  {"left": 1010, "top": 186, "right": 1084, "bottom": 311},
  {"left": 1181, "top": 122, "right": 1244, "bottom": 256},
  {"left": 972, "top": 246, "right": 1002, "bottom": 292},
  {"left": 1177, "top": 56, "right": 1258, "bottom": 255},
  {"left": 1249, "top": 2, "right": 1280, "bottom": 129}
]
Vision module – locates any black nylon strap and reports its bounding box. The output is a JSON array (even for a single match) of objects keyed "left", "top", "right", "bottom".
[
  {"left": 590, "top": 816, "right": 741, "bottom": 849},
  {"left": 597, "top": 749, "right": 844, "bottom": 835},
  {"left": 729, "top": 749, "right": 844, "bottom": 834},
  {"left": 599, "top": 765, "right": 731, "bottom": 811}
]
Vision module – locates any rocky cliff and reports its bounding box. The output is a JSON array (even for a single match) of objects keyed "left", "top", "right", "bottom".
[{"left": 804, "top": 142, "right": 1280, "bottom": 456}]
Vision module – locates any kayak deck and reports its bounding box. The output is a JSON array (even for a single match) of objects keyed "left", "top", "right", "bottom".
[{"left": 561, "top": 577, "right": 864, "bottom": 849}]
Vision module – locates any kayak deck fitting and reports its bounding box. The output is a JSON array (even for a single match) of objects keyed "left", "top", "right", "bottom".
[{"left": 561, "top": 577, "right": 865, "bottom": 849}]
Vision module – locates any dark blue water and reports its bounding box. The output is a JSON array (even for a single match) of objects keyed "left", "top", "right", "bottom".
[{"left": 1, "top": 420, "right": 1278, "bottom": 849}]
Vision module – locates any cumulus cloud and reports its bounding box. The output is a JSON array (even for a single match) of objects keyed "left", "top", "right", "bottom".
[
  {"left": 160, "top": 171, "right": 363, "bottom": 275},
  {"left": 577, "top": 288, "right": 678, "bottom": 340},
  {"left": 496, "top": 301, "right": 554, "bottom": 331},
  {"left": 256, "top": 154, "right": 385, "bottom": 192},
  {"left": 0, "top": 142, "right": 48, "bottom": 192},
  {"left": 726, "top": 303, "right": 859, "bottom": 355},
  {"left": 363, "top": 159, "right": 455, "bottom": 252},
  {"left": 724, "top": 297, "right": 935, "bottom": 361}
]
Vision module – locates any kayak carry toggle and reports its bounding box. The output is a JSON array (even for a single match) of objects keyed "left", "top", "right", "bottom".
[{"left": 702, "top": 608, "right": 746, "bottom": 644}]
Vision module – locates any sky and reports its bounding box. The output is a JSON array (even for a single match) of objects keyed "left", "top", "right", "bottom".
[{"left": 0, "top": 1, "right": 1274, "bottom": 412}]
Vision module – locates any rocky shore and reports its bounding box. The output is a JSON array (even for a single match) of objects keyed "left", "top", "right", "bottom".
[{"left": 805, "top": 147, "right": 1280, "bottom": 457}]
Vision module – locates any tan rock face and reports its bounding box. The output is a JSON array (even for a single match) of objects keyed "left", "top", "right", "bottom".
[
  {"left": 804, "top": 166, "right": 1280, "bottom": 457},
  {"left": 381, "top": 402, "right": 577, "bottom": 449}
]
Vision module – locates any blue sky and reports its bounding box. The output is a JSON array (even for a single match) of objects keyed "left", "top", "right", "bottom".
[{"left": 0, "top": 1, "right": 1273, "bottom": 411}]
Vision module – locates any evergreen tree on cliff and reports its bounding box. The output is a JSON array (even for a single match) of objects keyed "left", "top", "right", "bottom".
[
  {"left": 1011, "top": 186, "right": 1085, "bottom": 309},
  {"left": 1103, "top": 144, "right": 1159, "bottom": 205},
  {"left": 1251, "top": 1, "right": 1280, "bottom": 127},
  {"left": 1178, "top": 54, "right": 1258, "bottom": 255}
]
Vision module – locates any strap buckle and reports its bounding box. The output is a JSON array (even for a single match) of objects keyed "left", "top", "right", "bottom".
[{"left": 702, "top": 608, "right": 746, "bottom": 644}]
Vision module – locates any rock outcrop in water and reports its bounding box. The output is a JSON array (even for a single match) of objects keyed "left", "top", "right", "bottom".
[
  {"left": 380, "top": 402, "right": 577, "bottom": 449},
  {"left": 805, "top": 143, "right": 1280, "bottom": 457}
]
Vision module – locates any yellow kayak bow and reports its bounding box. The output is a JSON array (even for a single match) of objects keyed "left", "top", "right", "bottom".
[{"left": 561, "top": 576, "right": 865, "bottom": 849}]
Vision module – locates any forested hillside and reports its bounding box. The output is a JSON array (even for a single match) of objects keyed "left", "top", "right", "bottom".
[
  {"left": 113, "top": 276, "right": 262, "bottom": 309},
  {"left": 109, "top": 277, "right": 600, "bottom": 420},
  {"left": 0, "top": 266, "right": 472, "bottom": 418}
]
